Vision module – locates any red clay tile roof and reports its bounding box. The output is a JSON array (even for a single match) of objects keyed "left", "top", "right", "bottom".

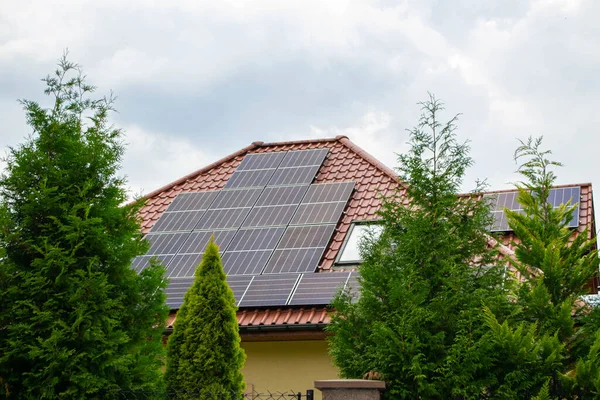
[
  {"left": 141, "top": 136, "right": 596, "bottom": 329},
  {"left": 139, "top": 136, "right": 404, "bottom": 271},
  {"left": 166, "top": 307, "right": 331, "bottom": 330}
]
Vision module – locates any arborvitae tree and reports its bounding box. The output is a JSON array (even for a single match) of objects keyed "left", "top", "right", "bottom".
[
  {"left": 483, "top": 137, "right": 600, "bottom": 398},
  {"left": 0, "top": 55, "right": 169, "bottom": 399},
  {"left": 165, "top": 240, "right": 245, "bottom": 399},
  {"left": 327, "top": 95, "right": 511, "bottom": 399}
]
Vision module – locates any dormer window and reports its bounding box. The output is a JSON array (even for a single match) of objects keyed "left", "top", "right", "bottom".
[{"left": 337, "top": 222, "right": 383, "bottom": 264}]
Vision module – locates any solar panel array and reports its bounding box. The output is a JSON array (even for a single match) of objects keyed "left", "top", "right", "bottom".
[
  {"left": 485, "top": 187, "right": 581, "bottom": 232},
  {"left": 135, "top": 148, "right": 359, "bottom": 309},
  {"left": 165, "top": 272, "right": 356, "bottom": 308}
]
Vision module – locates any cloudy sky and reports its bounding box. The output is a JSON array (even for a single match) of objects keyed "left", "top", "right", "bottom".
[{"left": 1, "top": 0, "right": 598, "bottom": 199}]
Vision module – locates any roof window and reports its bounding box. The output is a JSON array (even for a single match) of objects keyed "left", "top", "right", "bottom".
[{"left": 337, "top": 222, "right": 383, "bottom": 264}]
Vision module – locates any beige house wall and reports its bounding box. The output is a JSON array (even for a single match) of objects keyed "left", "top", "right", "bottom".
[{"left": 241, "top": 339, "right": 339, "bottom": 400}]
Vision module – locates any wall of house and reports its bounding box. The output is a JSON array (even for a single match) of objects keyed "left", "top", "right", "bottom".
[{"left": 241, "top": 339, "right": 338, "bottom": 399}]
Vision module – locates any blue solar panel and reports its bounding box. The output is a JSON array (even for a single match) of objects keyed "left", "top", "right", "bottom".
[
  {"left": 486, "top": 187, "right": 581, "bottom": 232},
  {"left": 237, "top": 152, "right": 286, "bottom": 171},
  {"left": 288, "top": 272, "right": 350, "bottom": 305},
  {"left": 239, "top": 273, "right": 300, "bottom": 307},
  {"left": 135, "top": 147, "right": 354, "bottom": 310}
]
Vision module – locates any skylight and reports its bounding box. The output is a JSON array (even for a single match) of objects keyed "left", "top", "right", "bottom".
[{"left": 337, "top": 223, "right": 383, "bottom": 264}]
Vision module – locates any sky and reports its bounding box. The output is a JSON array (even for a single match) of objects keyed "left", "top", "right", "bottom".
[{"left": 1, "top": 0, "right": 598, "bottom": 200}]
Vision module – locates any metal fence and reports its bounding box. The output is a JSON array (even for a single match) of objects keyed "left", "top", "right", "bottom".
[{"left": 98, "top": 388, "right": 315, "bottom": 400}]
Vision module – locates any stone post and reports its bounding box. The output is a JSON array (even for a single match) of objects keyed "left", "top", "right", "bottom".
[{"left": 314, "top": 379, "right": 386, "bottom": 400}]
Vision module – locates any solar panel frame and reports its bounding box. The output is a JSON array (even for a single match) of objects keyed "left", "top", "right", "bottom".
[
  {"left": 278, "top": 148, "right": 329, "bottom": 168},
  {"left": 194, "top": 208, "right": 252, "bottom": 230},
  {"left": 165, "top": 277, "right": 194, "bottom": 308},
  {"left": 209, "top": 188, "right": 264, "bottom": 209},
  {"left": 255, "top": 185, "right": 310, "bottom": 206},
  {"left": 178, "top": 230, "right": 237, "bottom": 254},
  {"left": 149, "top": 210, "right": 206, "bottom": 232},
  {"left": 302, "top": 182, "right": 355, "bottom": 203},
  {"left": 227, "top": 275, "right": 254, "bottom": 304},
  {"left": 239, "top": 273, "right": 301, "bottom": 307},
  {"left": 242, "top": 205, "right": 298, "bottom": 228},
  {"left": 223, "top": 250, "right": 274, "bottom": 275},
  {"left": 166, "top": 191, "right": 217, "bottom": 212},
  {"left": 236, "top": 152, "right": 286, "bottom": 171},
  {"left": 166, "top": 253, "right": 205, "bottom": 278},
  {"left": 165, "top": 274, "right": 254, "bottom": 309},
  {"left": 263, "top": 248, "right": 326, "bottom": 274},
  {"left": 276, "top": 224, "right": 336, "bottom": 249},
  {"left": 224, "top": 169, "right": 276, "bottom": 189},
  {"left": 290, "top": 202, "right": 348, "bottom": 225},
  {"left": 227, "top": 227, "right": 286, "bottom": 252},
  {"left": 288, "top": 272, "right": 351, "bottom": 305},
  {"left": 267, "top": 165, "right": 321, "bottom": 186},
  {"left": 145, "top": 232, "right": 190, "bottom": 255}
]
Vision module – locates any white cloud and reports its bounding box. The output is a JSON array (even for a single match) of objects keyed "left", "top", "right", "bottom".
[
  {"left": 309, "top": 110, "right": 402, "bottom": 170},
  {"left": 121, "top": 125, "right": 208, "bottom": 198}
]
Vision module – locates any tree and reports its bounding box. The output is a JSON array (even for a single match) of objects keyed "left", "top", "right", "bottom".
[
  {"left": 165, "top": 239, "right": 245, "bottom": 399},
  {"left": 0, "top": 55, "right": 169, "bottom": 398},
  {"left": 482, "top": 137, "right": 600, "bottom": 398},
  {"left": 327, "top": 95, "right": 511, "bottom": 399}
]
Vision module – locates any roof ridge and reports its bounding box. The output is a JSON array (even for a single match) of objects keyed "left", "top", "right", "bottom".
[
  {"left": 257, "top": 137, "right": 341, "bottom": 147},
  {"left": 139, "top": 135, "right": 403, "bottom": 201},
  {"left": 336, "top": 136, "right": 400, "bottom": 183}
]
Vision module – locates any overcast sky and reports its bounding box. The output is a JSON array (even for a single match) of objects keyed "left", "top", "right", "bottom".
[{"left": 1, "top": 0, "right": 598, "bottom": 200}]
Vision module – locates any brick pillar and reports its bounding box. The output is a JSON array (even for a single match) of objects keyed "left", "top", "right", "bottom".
[{"left": 314, "top": 380, "right": 386, "bottom": 400}]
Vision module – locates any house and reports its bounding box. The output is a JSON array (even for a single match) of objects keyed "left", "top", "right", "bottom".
[{"left": 134, "top": 136, "right": 597, "bottom": 395}]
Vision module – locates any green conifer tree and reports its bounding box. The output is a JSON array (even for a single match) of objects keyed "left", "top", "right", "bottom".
[
  {"left": 327, "top": 95, "right": 511, "bottom": 399},
  {"left": 165, "top": 240, "right": 245, "bottom": 399},
  {"left": 0, "top": 55, "right": 169, "bottom": 399},
  {"left": 483, "top": 137, "right": 600, "bottom": 398}
]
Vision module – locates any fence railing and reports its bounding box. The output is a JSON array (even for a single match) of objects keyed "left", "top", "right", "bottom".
[{"left": 98, "top": 388, "right": 315, "bottom": 400}]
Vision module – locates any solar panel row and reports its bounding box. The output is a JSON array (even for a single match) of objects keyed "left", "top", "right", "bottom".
[
  {"left": 242, "top": 205, "right": 298, "bottom": 228},
  {"left": 267, "top": 165, "right": 321, "bottom": 186},
  {"left": 150, "top": 210, "right": 205, "bottom": 232},
  {"left": 140, "top": 149, "right": 362, "bottom": 308},
  {"left": 210, "top": 188, "right": 263, "bottom": 209},
  {"left": 290, "top": 182, "right": 355, "bottom": 225},
  {"left": 167, "top": 191, "right": 217, "bottom": 212},
  {"left": 485, "top": 187, "right": 581, "bottom": 232},
  {"left": 223, "top": 227, "right": 286, "bottom": 275},
  {"left": 255, "top": 185, "right": 309, "bottom": 206},
  {"left": 279, "top": 149, "right": 329, "bottom": 168},
  {"left": 164, "top": 271, "right": 357, "bottom": 309},
  {"left": 236, "top": 152, "right": 286, "bottom": 171},
  {"left": 146, "top": 232, "right": 190, "bottom": 255},
  {"left": 224, "top": 169, "right": 276, "bottom": 189},
  {"left": 178, "top": 230, "right": 237, "bottom": 254},
  {"left": 291, "top": 202, "right": 347, "bottom": 225},
  {"left": 302, "top": 182, "right": 355, "bottom": 203},
  {"left": 224, "top": 149, "right": 329, "bottom": 189},
  {"left": 261, "top": 224, "right": 337, "bottom": 274}
]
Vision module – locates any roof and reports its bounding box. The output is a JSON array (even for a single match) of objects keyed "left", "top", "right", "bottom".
[
  {"left": 139, "top": 135, "right": 402, "bottom": 271},
  {"left": 483, "top": 183, "right": 595, "bottom": 237},
  {"left": 140, "top": 136, "right": 596, "bottom": 331}
]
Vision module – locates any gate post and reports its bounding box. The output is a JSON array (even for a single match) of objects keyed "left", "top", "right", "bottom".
[{"left": 314, "top": 380, "right": 385, "bottom": 400}]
